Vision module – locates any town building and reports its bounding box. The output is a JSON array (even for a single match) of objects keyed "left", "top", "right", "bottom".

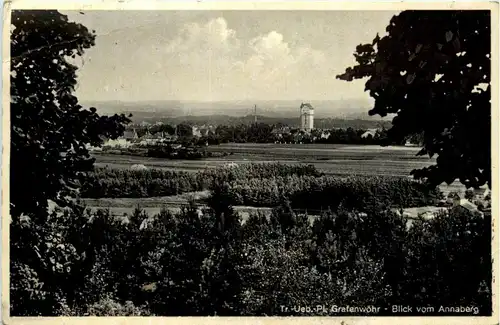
[
  {"left": 163, "top": 135, "right": 179, "bottom": 143},
  {"left": 320, "top": 130, "right": 331, "bottom": 139},
  {"left": 299, "top": 103, "right": 314, "bottom": 132},
  {"left": 192, "top": 126, "right": 202, "bottom": 138},
  {"left": 271, "top": 126, "right": 291, "bottom": 136},
  {"left": 361, "top": 129, "right": 378, "bottom": 139},
  {"left": 404, "top": 140, "right": 420, "bottom": 147},
  {"left": 122, "top": 129, "right": 138, "bottom": 141}
]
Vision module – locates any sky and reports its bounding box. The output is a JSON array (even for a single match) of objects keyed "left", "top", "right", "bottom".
[{"left": 62, "top": 10, "right": 399, "bottom": 103}]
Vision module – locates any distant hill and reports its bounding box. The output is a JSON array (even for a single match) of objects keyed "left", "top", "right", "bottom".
[
  {"left": 125, "top": 114, "right": 391, "bottom": 130},
  {"left": 80, "top": 100, "right": 394, "bottom": 130},
  {"left": 80, "top": 99, "right": 393, "bottom": 121}
]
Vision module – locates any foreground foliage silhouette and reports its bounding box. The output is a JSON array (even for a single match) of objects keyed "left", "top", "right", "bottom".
[
  {"left": 10, "top": 10, "right": 130, "bottom": 314},
  {"left": 10, "top": 10, "right": 130, "bottom": 219},
  {"left": 338, "top": 10, "right": 491, "bottom": 189}
]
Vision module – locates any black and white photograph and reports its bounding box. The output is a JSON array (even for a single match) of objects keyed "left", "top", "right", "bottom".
[{"left": 3, "top": 1, "right": 498, "bottom": 320}]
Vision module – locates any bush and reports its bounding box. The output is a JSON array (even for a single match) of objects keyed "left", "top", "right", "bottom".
[
  {"left": 465, "top": 189, "right": 475, "bottom": 201},
  {"left": 64, "top": 295, "right": 152, "bottom": 316}
]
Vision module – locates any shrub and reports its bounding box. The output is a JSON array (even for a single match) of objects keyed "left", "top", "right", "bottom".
[
  {"left": 465, "top": 189, "right": 475, "bottom": 201},
  {"left": 67, "top": 295, "right": 152, "bottom": 316}
]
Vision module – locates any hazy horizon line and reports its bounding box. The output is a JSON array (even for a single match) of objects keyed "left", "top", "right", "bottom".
[{"left": 80, "top": 98, "right": 372, "bottom": 103}]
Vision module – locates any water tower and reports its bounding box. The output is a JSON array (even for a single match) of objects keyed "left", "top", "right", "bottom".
[{"left": 299, "top": 103, "right": 314, "bottom": 132}]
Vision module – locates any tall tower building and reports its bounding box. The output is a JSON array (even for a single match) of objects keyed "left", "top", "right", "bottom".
[{"left": 299, "top": 103, "right": 314, "bottom": 132}]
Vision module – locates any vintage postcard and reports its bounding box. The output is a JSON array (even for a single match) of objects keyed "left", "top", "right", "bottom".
[{"left": 2, "top": 1, "right": 498, "bottom": 324}]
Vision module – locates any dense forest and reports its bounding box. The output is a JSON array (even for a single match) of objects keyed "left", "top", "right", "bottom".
[
  {"left": 80, "top": 164, "right": 442, "bottom": 211},
  {"left": 79, "top": 164, "right": 323, "bottom": 198}
]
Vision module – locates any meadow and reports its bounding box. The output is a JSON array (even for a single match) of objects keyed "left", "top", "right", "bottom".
[{"left": 94, "top": 143, "right": 435, "bottom": 177}]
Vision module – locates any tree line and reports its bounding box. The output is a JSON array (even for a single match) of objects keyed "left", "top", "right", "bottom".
[
  {"left": 79, "top": 164, "right": 441, "bottom": 212},
  {"left": 79, "top": 163, "right": 323, "bottom": 198},
  {"left": 126, "top": 122, "right": 423, "bottom": 146},
  {"left": 216, "top": 174, "right": 442, "bottom": 211}
]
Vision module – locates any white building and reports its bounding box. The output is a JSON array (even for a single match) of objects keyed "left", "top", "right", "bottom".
[
  {"left": 300, "top": 103, "right": 314, "bottom": 132},
  {"left": 320, "top": 130, "right": 331, "bottom": 139},
  {"left": 103, "top": 138, "right": 132, "bottom": 148},
  {"left": 192, "top": 126, "right": 202, "bottom": 138},
  {"left": 361, "top": 129, "right": 378, "bottom": 139}
]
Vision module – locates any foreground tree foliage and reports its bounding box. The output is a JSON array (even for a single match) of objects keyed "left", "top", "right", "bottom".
[
  {"left": 11, "top": 201, "right": 492, "bottom": 316},
  {"left": 10, "top": 10, "right": 130, "bottom": 219},
  {"left": 337, "top": 10, "right": 491, "bottom": 188},
  {"left": 10, "top": 10, "right": 130, "bottom": 314}
]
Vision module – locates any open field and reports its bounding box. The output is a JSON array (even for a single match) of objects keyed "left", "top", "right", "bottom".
[
  {"left": 94, "top": 143, "right": 435, "bottom": 177},
  {"left": 207, "top": 143, "right": 426, "bottom": 155}
]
